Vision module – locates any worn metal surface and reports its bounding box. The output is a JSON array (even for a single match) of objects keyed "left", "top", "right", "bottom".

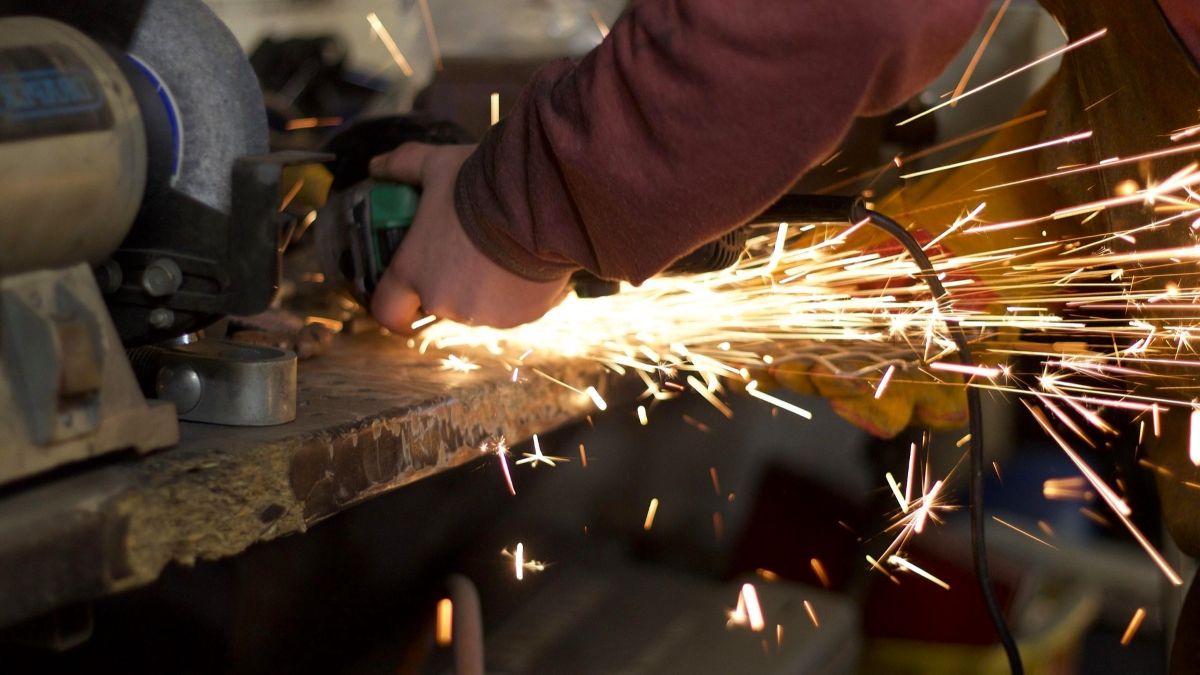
[{"left": 0, "top": 333, "right": 624, "bottom": 629}]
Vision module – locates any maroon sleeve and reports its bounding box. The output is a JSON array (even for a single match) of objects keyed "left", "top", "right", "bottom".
[{"left": 455, "top": 0, "right": 990, "bottom": 284}]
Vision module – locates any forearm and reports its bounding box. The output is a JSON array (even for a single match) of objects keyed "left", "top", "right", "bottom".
[{"left": 457, "top": 0, "right": 990, "bottom": 283}]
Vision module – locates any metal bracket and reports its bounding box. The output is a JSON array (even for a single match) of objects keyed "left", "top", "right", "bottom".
[{"left": 130, "top": 339, "right": 296, "bottom": 426}]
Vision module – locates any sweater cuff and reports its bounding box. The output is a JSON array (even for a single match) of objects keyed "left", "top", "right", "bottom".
[{"left": 454, "top": 148, "right": 579, "bottom": 283}]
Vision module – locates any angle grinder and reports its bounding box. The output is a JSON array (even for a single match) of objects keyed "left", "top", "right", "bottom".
[{"left": 315, "top": 116, "right": 859, "bottom": 309}]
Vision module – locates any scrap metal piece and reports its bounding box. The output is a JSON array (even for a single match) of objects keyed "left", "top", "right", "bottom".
[{"left": 132, "top": 340, "right": 297, "bottom": 426}]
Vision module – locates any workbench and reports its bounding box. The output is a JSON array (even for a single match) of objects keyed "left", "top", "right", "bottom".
[{"left": 0, "top": 333, "right": 623, "bottom": 630}]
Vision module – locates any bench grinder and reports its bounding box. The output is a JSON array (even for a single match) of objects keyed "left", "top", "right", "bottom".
[{"left": 0, "top": 0, "right": 302, "bottom": 485}]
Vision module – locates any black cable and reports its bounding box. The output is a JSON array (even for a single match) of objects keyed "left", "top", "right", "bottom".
[{"left": 856, "top": 205, "right": 1024, "bottom": 675}]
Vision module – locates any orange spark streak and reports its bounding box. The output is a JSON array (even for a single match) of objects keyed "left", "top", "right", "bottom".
[
  {"left": 279, "top": 179, "right": 304, "bottom": 212},
  {"left": 740, "top": 584, "right": 766, "bottom": 632},
  {"left": 804, "top": 600, "right": 820, "bottom": 628},
  {"left": 818, "top": 110, "right": 1046, "bottom": 194},
  {"left": 710, "top": 467, "right": 722, "bottom": 495},
  {"left": 284, "top": 117, "right": 342, "bottom": 131},
  {"left": 1028, "top": 246, "right": 1200, "bottom": 269},
  {"left": 951, "top": 0, "right": 1011, "bottom": 105},
  {"left": 890, "top": 555, "right": 951, "bottom": 590},
  {"left": 977, "top": 138, "right": 1200, "bottom": 192},
  {"left": 1027, "top": 404, "right": 1129, "bottom": 515},
  {"left": 585, "top": 385, "right": 608, "bottom": 411},
  {"left": 578, "top": 443, "right": 588, "bottom": 467},
  {"left": 746, "top": 381, "right": 813, "bottom": 419},
  {"left": 992, "top": 515, "right": 1057, "bottom": 549},
  {"left": 689, "top": 376, "right": 733, "bottom": 418},
  {"left": 1028, "top": 404, "right": 1181, "bottom": 585},
  {"left": 900, "top": 131, "right": 1092, "bottom": 179},
  {"left": 905, "top": 443, "right": 917, "bottom": 505},
  {"left": 1121, "top": 608, "right": 1147, "bottom": 646},
  {"left": 589, "top": 6, "right": 610, "bottom": 38},
  {"left": 416, "top": 0, "right": 443, "bottom": 71},
  {"left": 411, "top": 314, "right": 438, "bottom": 330},
  {"left": 810, "top": 559, "right": 832, "bottom": 589},
  {"left": 929, "top": 361, "right": 1001, "bottom": 379},
  {"left": 913, "top": 480, "right": 943, "bottom": 533},
  {"left": 1190, "top": 409, "right": 1200, "bottom": 466},
  {"left": 874, "top": 365, "right": 896, "bottom": 399},
  {"left": 644, "top": 498, "right": 659, "bottom": 531},
  {"left": 897, "top": 28, "right": 1107, "bottom": 126},
  {"left": 886, "top": 472, "right": 908, "bottom": 513},
  {"left": 366, "top": 13, "right": 414, "bottom": 76},
  {"left": 436, "top": 599, "right": 453, "bottom": 645}
]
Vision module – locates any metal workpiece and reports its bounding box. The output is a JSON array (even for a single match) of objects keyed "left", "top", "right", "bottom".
[
  {"left": 0, "top": 17, "right": 147, "bottom": 275},
  {"left": 0, "top": 264, "right": 177, "bottom": 485},
  {"left": 133, "top": 340, "right": 297, "bottom": 426}
]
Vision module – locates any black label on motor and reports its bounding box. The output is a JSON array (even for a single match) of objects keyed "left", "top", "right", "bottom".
[{"left": 0, "top": 44, "right": 114, "bottom": 143}]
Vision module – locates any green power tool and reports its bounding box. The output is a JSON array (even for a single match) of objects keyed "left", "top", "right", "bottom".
[{"left": 315, "top": 180, "right": 423, "bottom": 307}]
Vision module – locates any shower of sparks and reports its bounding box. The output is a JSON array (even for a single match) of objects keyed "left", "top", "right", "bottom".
[
  {"left": 728, "top": 583, "right": 766, "bottom": 632},
  {"left": 366, "top": 13, "right": 414, "bottom": 77},
  {"left": 889, "top": 556, "right": 951, "bottom": 590},
  {"left": 516, "top": 434, "right": 569, "bottom": 467},
  {"left": 415, "top": 0, "right": 443, "bottom": 71},
  {"left": 1121, "top": 608, "right": 1147, "bottom": 646},
  {"left": 388, "top": 94, "right": 1200, "bottom": 590},
  {"left": 435, "top": 599, "right": 453, "bottom": 646},
  {"left": 643, "top": 498, "right": 660, "bottom": 531}
]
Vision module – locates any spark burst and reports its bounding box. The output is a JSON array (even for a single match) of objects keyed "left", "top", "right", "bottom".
[{"left": 390, "top": 26, "right": 1200, "bottom": 604}]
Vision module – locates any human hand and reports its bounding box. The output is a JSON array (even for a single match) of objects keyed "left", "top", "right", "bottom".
[{"left": 367, "top": 143, "right": 571, "bottom": 333}]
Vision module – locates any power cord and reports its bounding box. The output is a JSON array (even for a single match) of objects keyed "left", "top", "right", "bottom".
[
  {"left": 856, "top": 205, "right": 1025, "bottom": 675},
  {"left": 751, "top": 195, "right": 1023, "bottom": 674}
]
